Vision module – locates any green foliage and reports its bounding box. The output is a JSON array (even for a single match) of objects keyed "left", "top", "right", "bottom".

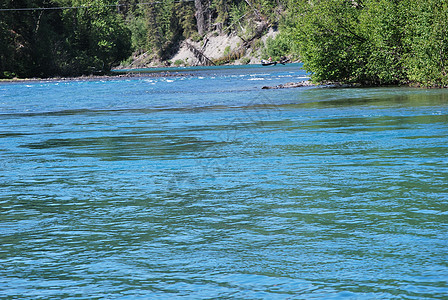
[
  {"left": 141, "top": 0, "right": 196, "bottom": 59},
  {"left": 212, "top": 0, "right": 229, "bottom": 24},
  {"left": 2, "top": 71, "right": 16, "bottom": 79},
  {"left": 1, "top": 0, "right": 446, "bottom": 86},
  {"left": 403, "top": 0, "right": 448, "bottom": 87},
  {"left": 127, "top": 11, "right": 147, "bottom": 51},
  {"left": 240, "top": 57, "right": 251, "bottom": 64},
  {"left": 229, "top": 1, "right": 247, "bottom": 26},
  {"left": 223, "top": 45, "right": 231, "bottom": 56},
  {"left": 257, "top": 0, "right": 276, "bottom": 22},
  {"left": 291, "top": 0, "right": 369, "bottom": 83},
  {"left": 287, "top": 0, "right": 448, "bottom": 87},
  {"left": 0, "top": 0, "right": 56, "bottom": 78},
  {"left": 0, "top": 0, "right": 131, "bottom": 77},
  {"left": 262, "top": 34, "right": 294, "bottom": 61},
  {"left": 174, "top": 59, "right": 184, "bottom": 66},
  {"left": 175, "top": 1, "right": 196, "bottom": 38},
  {"left": 58, "top": 0, "right": 131, "bottom": 75}
]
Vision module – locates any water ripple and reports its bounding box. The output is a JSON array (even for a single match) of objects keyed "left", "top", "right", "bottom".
[{"left": 1, "top": 65, "right": 447, "bottom": 299}]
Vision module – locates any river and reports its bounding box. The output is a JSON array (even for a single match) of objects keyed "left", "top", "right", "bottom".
[{"left": 1, "top": 64, "right": 447, "bottom": 299}]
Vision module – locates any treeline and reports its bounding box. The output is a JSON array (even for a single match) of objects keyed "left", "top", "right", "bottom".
[
  {"left": 1, "top": 0, "right": 447, "bottom": 87},
  {"left": 276, "top": 0, "right": 448, "bottom": 87},
  {"left": 0, "top": 0, "right": 131, "bottom": 78},
  {"left": 0, "top": 0, "right": 285, "bottom": 78},
  {"left": 125, "top": 0, "right": 285, "bottom": 60}
]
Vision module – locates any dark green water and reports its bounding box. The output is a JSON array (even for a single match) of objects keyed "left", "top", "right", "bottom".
[{"left": 1, "top": 65, "right": 447, "bottom": 299}]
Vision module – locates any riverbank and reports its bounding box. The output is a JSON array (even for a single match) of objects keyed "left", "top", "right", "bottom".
[
  {"left": 260, "top": 81, "right": 368, "bottom": 89},
  {"left": 0, "top": 72, "right": 194, "bottom": 84},
  {"left": 0, "top": 73, "right": 376, "bottom": 91},
  {"left": 2, "top": 70, "right": 422, "bottom": 91},
  {"left": 1, "top": 70, "right": 317, "bottom": 91}
]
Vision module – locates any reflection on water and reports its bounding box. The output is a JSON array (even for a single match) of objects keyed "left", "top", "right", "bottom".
[{"left": 1, "top": 65, "right": 447, "bottom": 299}]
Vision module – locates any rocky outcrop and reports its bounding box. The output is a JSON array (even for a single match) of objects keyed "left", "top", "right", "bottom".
[
  {"left": 116, "top": 27, "right": 280, "bottom": 69},
  {"left": 262, "top": 81, "right": 315, "bottom": 89}
]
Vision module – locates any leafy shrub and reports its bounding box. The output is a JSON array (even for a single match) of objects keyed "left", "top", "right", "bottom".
[
  {"left": 262, "top": 35, "right": 291, "bottom": 61},
  {"left": 223, "top": 46, "right": 231, "bottom": 56},
  {"left": 240, "top": 57, "right": 251, "bottom": 65},
  {"left": 174, "top": 59, "right": 184, "bottom": 66},
  {"left": 287, "top": 0, "right": 448, "bottom": 86}
]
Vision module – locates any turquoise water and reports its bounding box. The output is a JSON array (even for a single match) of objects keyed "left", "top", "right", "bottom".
[{"left": 1, "top": 64, "right": 447, "bottom": 299}]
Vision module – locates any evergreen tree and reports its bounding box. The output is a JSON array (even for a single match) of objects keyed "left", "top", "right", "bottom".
[{"left": 0, "top": 0, "right": 131, "bottom": 78}]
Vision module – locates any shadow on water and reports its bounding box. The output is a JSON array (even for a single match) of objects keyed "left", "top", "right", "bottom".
[
  {"left": 1, "top": 66, "right": 448, "bottom": 299},
  {"left": 2, "top": 82, "right": 447, "bottom": 119},
  {"left": 21, "top": 135, "right": 224, "bottom": 160},
  {"left": 293, "top": 86, "right": 448, "bottom": 108}
]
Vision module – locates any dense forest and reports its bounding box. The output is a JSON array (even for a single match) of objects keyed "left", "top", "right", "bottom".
[
  {"left": 1, "top": 0, "right": 447, "bottom": 87},
  {"left": 0, "top": 0, "right": 285, "bottom": 78}
]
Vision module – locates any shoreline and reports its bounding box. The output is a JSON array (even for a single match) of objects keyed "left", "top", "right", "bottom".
[
  {"left": 2, "top": 67, "right": 437, "bottom": 89},
  {"left": 0, "top": 71, "right": 195, "bottom": 84},
  {"left": 261, "top": 81, "right": 366, "bottom": 89},
  {"left": 262, "top": 81, "right": 315, "bottom": 89},
  {"left": 0, "top": 61, "right": 297, "bottom": 84}
]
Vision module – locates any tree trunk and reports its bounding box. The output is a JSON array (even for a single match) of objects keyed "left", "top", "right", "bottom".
[{"left": 194, "top": 0, "right": 207, "bottom": 35}]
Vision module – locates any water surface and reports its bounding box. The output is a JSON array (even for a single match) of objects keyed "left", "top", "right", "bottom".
[{"left": 1, "top": 64, "right": 447, "bottom": 299}]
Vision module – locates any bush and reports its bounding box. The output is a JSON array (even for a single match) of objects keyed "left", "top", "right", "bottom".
[
  {"left": 240, "top": 57, "right": 251, "bottom": 65},
  {"left": 263, "top": 35, "right": 292, "bottom": 61},
  {"left": 403, "top": 0, "right": 448, "bottom": 87},
  {"left": 288, "top": 0, "right": 448, "bottom": 87},
  {"left": 223, "top": 46, "right": 231, "bottom": 56},
  {"left": 174, "top": 59, "right": 184, "bottom": 66}
]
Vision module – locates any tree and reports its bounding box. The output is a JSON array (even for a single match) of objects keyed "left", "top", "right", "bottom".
[
  {"left": 0, "top": 0, "right": 131, "bottom": 78},
  {"left": 195, "top": 0, "right": 210, "bottom": 35},
  {"left": 290, "top": 0, "right": 377, "bottom": 84},
  {"left": 403, "top": 0, "right": 448, "bottom": 87},
  {"left": 58, "top": 0, "right": 131, "bottom": 75},
  {"left": 0, "top": 0, "right": 59, "bottom": 78},
  {"left": 286, "top": 0, "right": 448, "bottom": 87}
]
